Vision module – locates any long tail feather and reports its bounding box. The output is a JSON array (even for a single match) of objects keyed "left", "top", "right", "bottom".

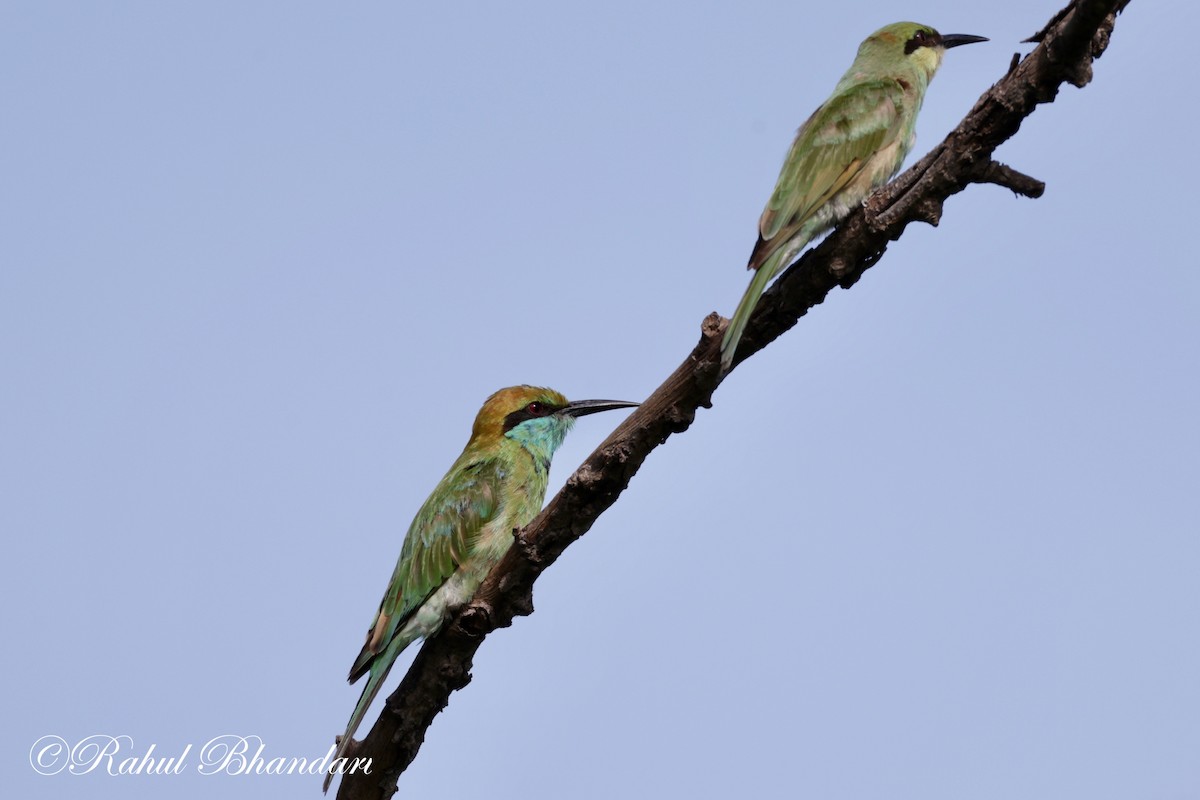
[
  {"left": 323, "top": 630, "right": 418, "bottom": 793},
  {"left": 721, "top": 249, "right": 785, "bottom": 372}
]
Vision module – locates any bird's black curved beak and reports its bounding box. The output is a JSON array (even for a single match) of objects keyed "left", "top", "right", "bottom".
[
  {"left": 561, "top": 399, "right": 639, "bottom": 418},
  {"left": 942, "top": 33, "right": 989, "bottom": 49}
]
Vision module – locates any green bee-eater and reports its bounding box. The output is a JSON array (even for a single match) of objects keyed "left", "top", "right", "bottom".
[
  {"left": 326, "top": 385, "right": 636, "bottom": 788},
  {"left": 720, "top": 22, "right": 987, "bottom": 371}
]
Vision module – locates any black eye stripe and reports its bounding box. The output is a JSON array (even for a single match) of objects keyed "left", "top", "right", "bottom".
[
  {"left": 904, "top": 29, "right": 941, "bottom": 55},
  {"left": 502, "top": 401, "right": 561, "bottom": 432}
]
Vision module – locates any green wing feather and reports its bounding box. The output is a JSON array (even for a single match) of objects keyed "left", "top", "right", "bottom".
[
  {"left": 752, "top": 79, "right": 908, "bottom": 270},
  {"left": 724, "top": 78, "right": 912, "bottom": 371},
  {"left": 348, "top": 457, "right": 504, "bottom": 682}
]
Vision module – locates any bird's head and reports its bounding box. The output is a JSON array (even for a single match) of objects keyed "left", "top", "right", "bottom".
[
  {"left": 470, "top": 385, "right": 637, "bottom": 464},
  {"left": 858, "top": 22, "right": 987, "bottom": 82}
]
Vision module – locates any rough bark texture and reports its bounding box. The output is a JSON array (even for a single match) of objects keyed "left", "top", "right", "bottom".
[{"left": 332, "top": 1, "right": 1130, "bottom": 796}]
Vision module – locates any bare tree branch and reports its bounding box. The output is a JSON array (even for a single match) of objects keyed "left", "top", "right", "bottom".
[
  {"left": 332, "top": 1, "right": 1130, "bottom": 796},
  {"left": 975, "top": 161, "right": 1045, "bottom": 198}
]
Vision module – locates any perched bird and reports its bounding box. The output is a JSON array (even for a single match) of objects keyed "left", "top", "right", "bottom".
[
  {"left": 720, "top": 22, "right": 987, "bottom": 371},
  {"left": 326, "top": 385, "right": 636, "bottom": 789}
]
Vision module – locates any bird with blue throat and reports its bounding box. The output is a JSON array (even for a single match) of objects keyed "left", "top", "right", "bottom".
[
  {"left": 720, "top": 22, "right": 988, "bottom": 372},
  {"left": 325, "top": 385, "right": 637, "bottom": 791}
]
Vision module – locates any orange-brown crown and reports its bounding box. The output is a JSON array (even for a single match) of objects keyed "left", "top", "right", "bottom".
[{"left": 470, "top": 385, "right": 569, "bottom": 441}]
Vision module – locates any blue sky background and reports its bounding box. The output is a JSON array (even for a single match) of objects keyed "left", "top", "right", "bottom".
[{"left": 4, "top": 2, "right": 1197, "bottom": 798}]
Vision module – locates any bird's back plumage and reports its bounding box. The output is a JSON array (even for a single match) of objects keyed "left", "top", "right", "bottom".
[
  {"left": 752, "top": 79, "right": 913, "bottom": 269},
  {"left": 347, "top": 456, "right": 506, "bottom": 682}
]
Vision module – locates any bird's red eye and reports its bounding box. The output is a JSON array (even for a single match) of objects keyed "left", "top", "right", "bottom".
[{"left": 527, "top": 402, "right": 543, "bottom": 414}]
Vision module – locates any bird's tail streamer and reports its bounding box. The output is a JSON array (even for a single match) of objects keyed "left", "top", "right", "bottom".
[
  {"left": 720, "top": 249, "right": 785, "bottom": 372},
  {"left": 323, "top": 630, "right": 417, "bottom": 793}
]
